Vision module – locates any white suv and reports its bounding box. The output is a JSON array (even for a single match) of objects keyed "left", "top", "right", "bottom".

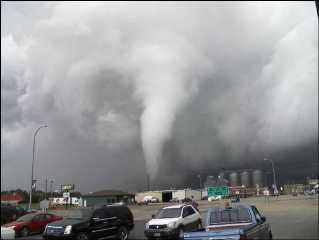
[{"left": 144, "top": 204, "right": 202, "bottom": 240}]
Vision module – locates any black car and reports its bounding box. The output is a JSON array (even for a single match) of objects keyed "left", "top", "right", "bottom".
[
  {"left": 43, "top": 204, "right": 134, "bottom": 240},
  {"left": 1, "top": 203, "right": 26, "bottom": 224}
]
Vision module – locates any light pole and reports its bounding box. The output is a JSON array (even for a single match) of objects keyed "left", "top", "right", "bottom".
[
  {"left": 264, "top": 158, "right": 276, "bottom": 188},
  {"left": 197, "top": 174, "right": 202, "bottom": 199},
  {"left": 49, "top": 178, "right": 55, "bottom": 198},
  {"left": 29, "top": 125, "right": 48, "bottom": 210}
]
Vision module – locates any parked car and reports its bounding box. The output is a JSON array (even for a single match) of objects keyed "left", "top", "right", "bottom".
[
  {"left": 208, "top": 195, "right": 222, "bottom": 202},
  {"left": 2, "top": 212, "right": 63, "bottom": 237},
  {"left": 43, "top": 204, "right": 134, "bottom": 240},
  {"left": 183, "top": 203, "right": 273, "bottom": 240},
  {"left": 144, "top": 204, "right": 201, "bottom": 240},
  {"left": 1, "top": 203, "right": 26, "bottom": 225},
  {"left": 1, "top": 227, "right": 15, "bottom": 240},
  {"left": 143, "top": 196, "right": 159, "bottom": 204}
]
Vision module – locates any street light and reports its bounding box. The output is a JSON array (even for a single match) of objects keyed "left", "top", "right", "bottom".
[
  {"left": 29, "top": 125, "right": 48, "bottom": 210},
  {"left": 264, "top": 158, "right": 276, "bottom": 188},
  {"left": 197, "top": 174, "right": 202, "bottom": 199}
]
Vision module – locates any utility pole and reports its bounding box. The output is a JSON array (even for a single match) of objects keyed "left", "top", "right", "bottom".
[
  {"left": 45, "top": 178, "right": 48, "bottom": 199},
  {"left": 49, "top": 179, "right": 54, "bottom": 198}
]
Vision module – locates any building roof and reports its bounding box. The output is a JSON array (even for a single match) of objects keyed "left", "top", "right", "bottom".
[{"left": 83, "top": 189, "right": 135, "bottom": 197}]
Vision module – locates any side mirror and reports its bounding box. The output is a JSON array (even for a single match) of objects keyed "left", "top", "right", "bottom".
[
  {"left": 261, "top": 216, "right": 266, "bottom": 222},
  {"left": 151, "top": 214, "right": 155, "bottom": 219}
]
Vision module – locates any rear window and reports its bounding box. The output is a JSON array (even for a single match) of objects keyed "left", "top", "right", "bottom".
[{"left": 209, "top": 208, "right": 252, "bottom": 225}]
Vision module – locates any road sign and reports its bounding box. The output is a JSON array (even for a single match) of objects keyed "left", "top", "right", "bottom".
[
  {"left": 63, "top": 192, "right": 70, "bottom": 198},
  {"left": 207, "top": 186, "right": 229, "bottom": 197},
  {"left": 62, "top": 184, "right": 74, "bottom": 191}
]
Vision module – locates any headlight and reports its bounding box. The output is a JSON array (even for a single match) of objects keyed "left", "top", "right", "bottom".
[
  {"left": 64, "top": 225, "right": 72, "bottom": 235},
  {"left": 167, "top": 222, "right": 177, "bottom": 229},
  {"left": 145, "top": 222, "right": 149, "bottom": 229}
]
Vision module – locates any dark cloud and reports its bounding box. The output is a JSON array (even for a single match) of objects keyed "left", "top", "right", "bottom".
[{"left": 1, "top": 2, "right": 317, "bottom": 192}]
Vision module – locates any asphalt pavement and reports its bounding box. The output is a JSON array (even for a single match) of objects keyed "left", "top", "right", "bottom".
[{"left": 18, "top": 195, "right": 318, "bottom": 240}]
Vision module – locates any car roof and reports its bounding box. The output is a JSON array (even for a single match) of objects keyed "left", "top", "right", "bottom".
[{"left": 163, "top": 204, "right": 189, "bottom": 209}]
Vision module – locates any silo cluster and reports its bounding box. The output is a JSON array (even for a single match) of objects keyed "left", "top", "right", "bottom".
[{"left": 225, "top": 169, "right": 263, "bottom": 187}]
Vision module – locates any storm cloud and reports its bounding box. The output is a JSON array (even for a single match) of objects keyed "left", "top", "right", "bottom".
[{"left": 1, "top": 2, "right": 318, "bottom": 192}]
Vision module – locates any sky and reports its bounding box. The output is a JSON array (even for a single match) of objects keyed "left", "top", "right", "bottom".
[{"left": 1, "top": 2, "right": 318, "bottom": 193}]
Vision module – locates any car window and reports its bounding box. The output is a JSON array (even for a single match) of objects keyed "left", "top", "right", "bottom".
[
  {"left": 154, "top": 208, "right": 182, "bottom": 219},
  {"left": 209, "top": 208, "right": 252, "bottom": 225},
  {"left": 33, "top": 214, "right": 45, "bottom": 221},
  {"left": 93, "top": 208, "right": 111, "bottom": 219},
  {"left": 251, "top": 206, "right": 262, "bottom": 223},
  {"left": 183, "top": 206, "right": 194, "bottom": 217},
  {"left": 44, "top": 214, "right": 53, "bottom": 220},
  {"left": 17, "top": 214, "right": 36, "bottom": 222},
  {"left": 188, "top": 206, "right": 196, "bottom": 215}
]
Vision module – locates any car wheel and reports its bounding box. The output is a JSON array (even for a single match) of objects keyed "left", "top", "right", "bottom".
[
  {"left": 178, "top": 227, "right": 184, "bottom": 239},
  {"left": 118, "top": 226, "right": 128, "bottom": 240},
  {"left": 20, "top": 227, "right": 29, "bottom": 237},
  {"left": 76, "top": 232, "right": 89, "bottom": 240},
  {"left": 197, "top": 220, "right": 202, "bottom": 229}
]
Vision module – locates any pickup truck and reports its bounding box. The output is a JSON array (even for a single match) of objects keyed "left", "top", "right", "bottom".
[{"left": 183, "top": 203, "right": 272, "bottom": 240}]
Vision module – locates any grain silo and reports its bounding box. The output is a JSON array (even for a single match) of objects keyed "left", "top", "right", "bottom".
[
  {"left": 252, "top": 169, "right": 263, "bottom": 187},
  {"left": 229, "top": 172, "right": 238, "bottom": 187},
  {"left": 240, "top": 171, "right": 250, "bottom": 187}
]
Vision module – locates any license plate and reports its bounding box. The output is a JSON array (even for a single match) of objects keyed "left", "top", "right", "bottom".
[{"left": 154, "top": 233, "right": 161, "bottom": 237}]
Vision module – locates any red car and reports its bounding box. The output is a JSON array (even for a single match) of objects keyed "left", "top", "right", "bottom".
[{"left": 3, "top": 212, "right": 63, "bottom": 237}]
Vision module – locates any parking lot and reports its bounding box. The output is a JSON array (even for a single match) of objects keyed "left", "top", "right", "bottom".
[{"left": 19, "top": 195, "right": 318, "bottom": 240}]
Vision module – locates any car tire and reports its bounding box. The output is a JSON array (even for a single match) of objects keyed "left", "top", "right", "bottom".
[
  {"left": 117, "top": 226, "right": 128, "bottom": 240},
  {"left": 20, "top": 227, "right": 29, "bottom": 237},
  {"left": 269, "top": 231, "right": 273, "bottom": 240},
  {"left": 197, "top": 220, "right": 202, "bottom": 229},
  {"left": 178, "top": 227, "right": 184, "bottom": 240},
  {"left": 76, "top": 232, "right": 90, "bottom": 240}
]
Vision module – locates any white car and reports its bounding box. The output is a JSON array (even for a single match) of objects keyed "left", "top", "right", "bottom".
[
  {"left": 208, "top": 195, "right": 222, "bottom": 201},
  {"left": 144, "top": 204, "right": 201, "bottom": 240},
  {"left": 1, "top": 227, "right": 15, "bottom": 240}
]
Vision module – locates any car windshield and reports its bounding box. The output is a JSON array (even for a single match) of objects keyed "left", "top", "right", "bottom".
[
  {"left": 209, "top": 208, "right": 252, "bottom": 225},
  {"left": 154, "top": 208, "right": 182, "bottom": 219},
  {"left": 63, "top": 209, "right": 93, "bottom": 220},
  {"left": 16, "top": 214, "right": 36, "bottom": 222}
]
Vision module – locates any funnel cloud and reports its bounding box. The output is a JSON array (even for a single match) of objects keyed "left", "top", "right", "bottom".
[{"left": 1, "top": 2, "right": 318, "bottom": 192}]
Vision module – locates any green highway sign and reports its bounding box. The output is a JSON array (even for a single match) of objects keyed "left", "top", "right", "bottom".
[{"left": 207, "top": 186, "right": 229, "bottom": 197}]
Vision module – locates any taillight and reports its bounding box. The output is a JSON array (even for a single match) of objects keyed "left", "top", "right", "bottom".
[{"left": 239, "top": 234, "right": 248, "bottom": 240}]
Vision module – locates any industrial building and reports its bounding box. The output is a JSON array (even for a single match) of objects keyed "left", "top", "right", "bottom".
[
  {"left": 82, "top": 190, "right": 135, "bottom": 206},
  {"left": 135, "top": 189, "right": 202, "bottom": 203}
]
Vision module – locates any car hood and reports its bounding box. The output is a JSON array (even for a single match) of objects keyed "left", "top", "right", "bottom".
[
  {"left": 3, "top": 221, "right": 26, "bottom": 228},
  {"left": 47, "top": 218, "right": 86, "bottom": 227},
  {"left": 148, "top": 218, "right": 179, "bottom": 225}
]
